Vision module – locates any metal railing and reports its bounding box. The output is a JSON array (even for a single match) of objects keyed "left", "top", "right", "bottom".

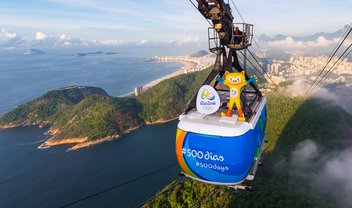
[
  {"left": 208, "top": 23, "right": 253, "bottom": 52},
  {"left": 231, "top": 23, "right": 253, "bottom": 48}
]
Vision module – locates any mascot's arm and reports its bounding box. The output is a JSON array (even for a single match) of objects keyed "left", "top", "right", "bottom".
[
  {"left": 216, "top": 76, "right": 225, "bottom": 83},
  {"left": 247, "top": 75, "right": 258, "bottom": 85}
]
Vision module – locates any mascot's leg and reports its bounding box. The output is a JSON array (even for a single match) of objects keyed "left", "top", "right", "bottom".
[
  {"left": 235, "top": 100, "right": 245, "bottom": 121},
  {"left": 221, "top": 99, "right": 235, "bottom": 117}
]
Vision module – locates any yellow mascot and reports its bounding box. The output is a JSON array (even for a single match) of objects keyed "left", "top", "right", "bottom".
[{"left": 216, "top": 71, "right": 257, "bottom": 121}]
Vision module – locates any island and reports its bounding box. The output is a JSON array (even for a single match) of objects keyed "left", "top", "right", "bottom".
[
  {"left": 0, "top": 68, "right": 210, "bottom": 151},
  {"left": 24, "top": 48, "right": 46, "bottom": 55},
  {"left": 72, "top": 51, "right": 117, "bottom": 57}
]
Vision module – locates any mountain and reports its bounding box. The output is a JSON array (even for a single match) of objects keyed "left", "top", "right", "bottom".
[
  {"left": 257, "top": 25, "right": 352, "bottom": 57},
  {"left": 42, "top": 95, "right": 143, "bottom": 150},
  {"left": 259, "top": 25, "right": 350, "bottom": 42},
  {"left": 0, "top": 86, "right": 108, "bottom": 128},
  {"left": 259, "top": 29, "right": 342, "bottom": 42},
  {"left": 0, "top": 68, "right": 211, "bottom": 151},
  {"left": 73, "top": 51, "right": 104, "bottom": 57},
  {"left": 24, "top": 48, "right": 45, "bottom": 55},
  {"left": 266, "top": 48, "right": 291, "bottom": 61},
  {"left": 144, "top": 95, "right": 352, "bottom": 208},
  {"left": 137, "top": 68, "right": 209, "bottom": 123},
  {"left": 190, "top": 50, "right": 209, "bottom": 58}
]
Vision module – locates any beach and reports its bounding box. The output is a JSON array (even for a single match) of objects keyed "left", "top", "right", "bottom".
[
  {"left": 143, "top": 61, "right": 197, "bottom": 90},
  {"left": 122, "top": 60, "right": 197, "bottom": 97}
]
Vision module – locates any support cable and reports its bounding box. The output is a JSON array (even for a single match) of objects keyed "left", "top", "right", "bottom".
[
  {"left": 136, "top": 178, "right": 186, "bottom": 208},
  {"left": 60, "top": 163, "right": 178, "bottom": 208},
  {"left": 305, "top": 24, "right": 352, "bottom": 96},
  {"left": 188, "top": 0, "right": 214, "bottom": 27},
  {"left": 191, "top": 188, "right": 221, "bottom": 208},
  {"left": 307, "top": 42, "right": 352, "bottom": 96},
  {"left": 230, "top": 0, "right": 267, "bottom": 59},
  {"left": 237, "top": 52, "right": 282, "bottom": 99},
  {"left": 246, "top": 50, "right": 286, "bottom": 95}
]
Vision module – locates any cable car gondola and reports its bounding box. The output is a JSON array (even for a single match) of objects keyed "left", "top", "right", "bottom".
[{"left": 176, "top": 0, "right": 267, "bottom": 190}]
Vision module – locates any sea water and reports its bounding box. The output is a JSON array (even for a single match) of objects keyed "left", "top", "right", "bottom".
[
  {"left": 0, "top": 53, "right": 182, "bottom": 114},
  {"left": 0, "top": 52, "right": 183, "bottom": 207},
  {"left": 0, "top": 123, "right": 179, "bottom": 208}
]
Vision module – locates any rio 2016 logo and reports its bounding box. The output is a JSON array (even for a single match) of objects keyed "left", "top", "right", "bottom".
[
  {"left": 197, "top": 85, "right": 220, "bottom": 115},
  {"left": 201, "top": 89, "right": 215, "bottom": 101}
]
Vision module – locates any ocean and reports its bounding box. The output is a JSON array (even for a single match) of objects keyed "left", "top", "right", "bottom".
[
  {"left": 0, "top": 123, "right": 179, "bottom": 208},
  {"left": 0, "top": 53, "right": 182, "bottom": 114},
  {"left": 0, "top": 51, "right": 184, "bottom": 207}
]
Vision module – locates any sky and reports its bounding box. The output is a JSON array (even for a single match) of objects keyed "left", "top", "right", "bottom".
[{"left": 0, "top": 0, "right": 351, "bottom": 49}]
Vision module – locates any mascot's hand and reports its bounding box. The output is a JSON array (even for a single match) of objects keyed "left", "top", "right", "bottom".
[
  {"left": 216, "top": 76, "right": 224, "bottom": 83},
  {"left": 248, "top": 75, "right": 258, "bottom": 84}
]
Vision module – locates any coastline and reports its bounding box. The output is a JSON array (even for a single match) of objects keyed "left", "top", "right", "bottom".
[
  {"left": 143, "top": 61, "right": 197, "bottom": 91},
  {"left": 121, "top": 60, "right": 197, "bottom": 97},
  {"left": 0, "top": 60, "right": 197, "bottom": 151},
  {"left": 39, "top": 124, "right": 143, "bottom": 151}
]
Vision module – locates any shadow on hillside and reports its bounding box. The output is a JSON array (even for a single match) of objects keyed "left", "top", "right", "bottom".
[
  {"left": 257, "top": 96, "right": 352, "bottom": 208},
  {"left": 271, "top": 97, "right": 349, "bottom": 158}
]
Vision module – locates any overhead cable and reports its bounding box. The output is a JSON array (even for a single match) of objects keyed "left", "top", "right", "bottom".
[
  {"left": 61, "top": 163, "right": 178, "bottom": 208},
  {"left": 305, "top": 24, "right": 352, "bottom": 96}
]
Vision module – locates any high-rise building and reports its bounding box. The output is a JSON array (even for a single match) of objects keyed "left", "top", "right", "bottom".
[{"left": 134, "top": 87, "right": 143, "bottom": 97}]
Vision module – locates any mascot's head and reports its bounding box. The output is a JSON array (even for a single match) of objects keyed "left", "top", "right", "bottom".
[{"left": 224, "top": 71, "right": 246, "bottom": 86}]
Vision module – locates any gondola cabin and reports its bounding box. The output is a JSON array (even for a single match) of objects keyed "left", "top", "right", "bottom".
[{"left": 176, "top": 88, "right": 267, "bottom": 186}]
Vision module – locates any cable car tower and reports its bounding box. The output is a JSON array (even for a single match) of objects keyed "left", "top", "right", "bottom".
[{"left": 176, "top": 0, "right": 267, "bottom": 190}]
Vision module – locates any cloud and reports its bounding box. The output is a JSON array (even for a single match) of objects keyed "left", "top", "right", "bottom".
[
  {"left": 0, "top": 27, "right": 202, "bottom": 50},
  {"left": 0, "top": 28, "right": 26, "bottom": 48},
  {"left": 265, "top": 36, "right": 337, "bottom": 50},
  {"left": 291, "top": 140, "right": 319, "bottom": 167},
  {"left": 178, "top": 36, "right": 201, "bottom": 45},
  {"left": 1, "top": 28, "right": 18, "bottom": 40},
  {"left": 261, "top": 35, "right": 352, "bottom": 55},
  {"left": 287, "top": 139, "right": 352, "bottom": 207},
  {"left": 285, "top": 80, "right": 311, "bottom": 97},
  {"left": 91, "top": 39, "right": 127, "bottom": 46},
  {"left": 35, "top": 32, "right": 48, "bottom": 41},
  {"left": 314, "top": 147, "right": 352, "bottom": 207},
  {"left": 139, "top": 40, "right": 149, "bottom": 45}
]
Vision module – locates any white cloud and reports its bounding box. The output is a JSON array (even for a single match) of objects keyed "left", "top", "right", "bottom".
[
  {"left": 35, "top": 32, "right": 48, "bottom": 41},
  {"left": 178, "top": 36, "right": 201, "bottom": 45},
  {"left": 261, "top": 35, "right": 352, "bottom": 55},
  {"left": 0, "top": 28, "right": 202, "bottom": 50},
  {"left": 91, "top": 39, "right": 126, "bottom": 46},
  {"left": 265, "top": 36, "right": 335, "bottom": 50},
  {"left": 0, "top": 28, "right": 26, "bottom": 48},
  {"left": 285, "top": 80, "right": 311, "bottom": 97},
  {"left": 291, "top": 140, "right": 319, "bottom": 167},
  {"left": 314, "top": 147, "right": 352, "bottom": 207},
  {"left": 1, "top": 28, "right": 17, "bottom": 40},
  {"left": 139, "top": 40, "right": 149, "bottom": 45}
]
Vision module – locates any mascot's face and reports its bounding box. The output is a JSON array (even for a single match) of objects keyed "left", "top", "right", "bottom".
[{"left": 224, "top": 71, "right": 246, "bottom": 85}]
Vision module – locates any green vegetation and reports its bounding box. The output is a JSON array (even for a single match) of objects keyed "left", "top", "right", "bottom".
[
  {"left": 144, "top": 94, "right": 352, "bottom": 208},
  {"left": 51, "top": 96, "right": 143, "bottom": 141},
  {"left": 0, "top": 68, "right": 211, "bottom": 142},
  {"left": 0, "top": 86, "right": 108, "bottom": 126},
  {"left": 278, "top": 80, "right": 295, "bottom": 88},
  {"left": 137, "top": 68, "right": 210, "bottom": 123}
]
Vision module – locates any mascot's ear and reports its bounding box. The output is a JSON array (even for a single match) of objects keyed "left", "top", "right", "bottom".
[
  {"left": 241, "top": 71, "right": 245, "bottom": 75},
  {"left": 225, "top": 71, "right": 229, "bottom": 76}
]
